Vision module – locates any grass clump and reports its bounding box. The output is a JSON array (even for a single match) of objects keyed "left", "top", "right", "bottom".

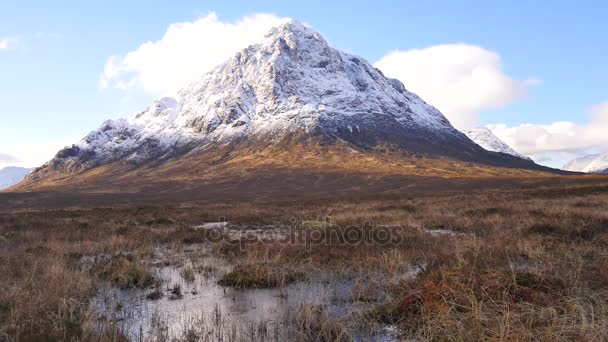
[
  {"left": 169, "top": 283, "right": 183, "bottom": 300},
  {"left": 296, "top": 304, "right": 352, "bottom": 341},
  {"left": 0, "top": 254, "right": 94, "bottom": 339},
  {"left": 94, "top": 255, "right": 155, "bottom": 289},
  {"left": 218, "top": 264, "right": 304, "bottom": 288},
  {"left": 302, "top": 219, "right": 333, "bottom": 229},
  {"left": 181, "top": 265, "right": 196, "bottom": 283},
  {"left": 146, "top": 287, "right": 164, "bottom": 300}
]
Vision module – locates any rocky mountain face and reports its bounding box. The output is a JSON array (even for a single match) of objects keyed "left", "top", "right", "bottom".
[
  {"left": 0, "top": 167, "right": 32, "bottom": 190},
  {"left": 464, "top": 128, "right": 531, "bottom": 160},
  {"left": 25, "top": 20, "right": 552, "bottom": 189},
  {"left": 563, "top": 153, "right": 608, "bottom": 174}
]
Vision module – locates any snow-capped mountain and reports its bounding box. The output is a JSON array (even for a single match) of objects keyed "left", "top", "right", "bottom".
[
  {"left": 0, "top": 166, "right": 32, "bottom": 190},
  {"left": 26, "top": 20, "right": 547, "bottom": 187},
  {"left": 464, "top": 128, "right": 531, "bottom": 160},
  {"left": 563, "top": 153, "right": 608, "bottom": 174}
]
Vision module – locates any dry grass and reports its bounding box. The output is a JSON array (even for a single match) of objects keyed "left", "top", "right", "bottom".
[
  {"left": 218, "top": 263, "right": 304, "bottom": 288},
  {"left": 93, "top": 255, "right": 156, "bottom": 289},
  {"left": 295, "top": 304, "right": 353, "bottom": 341},
  {"left": 0, "top": 252, "right": 94, "bottom": 339},
  {"left": 180, "top": 265, "right": 196, "bottom": 283},
  {"left": 2, "top": 181, "right": 608, "bottom": 340},
  {"left": 12, "top": 141, "right": 572, "bottom": 197}
]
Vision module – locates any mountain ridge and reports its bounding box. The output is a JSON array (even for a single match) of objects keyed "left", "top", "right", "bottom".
[
  {"left": 464, "top": 127, "right": 531, "bottom": 160},
  {"left": 19, "top": 20, "right": 570, "bottom": 193},
  {"left": 563, "top": 153, "right": 608, "bottom": 174},
  {"left": 0, "top": 166, "right": 32, "bottom": 190}
]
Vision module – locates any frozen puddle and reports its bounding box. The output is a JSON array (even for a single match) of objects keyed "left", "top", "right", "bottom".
[
  {"left": 192, "top": 222, "right": 291, "bottom": 241},
  {"left": 426, "top": 229, "right": 456, "bottom": 236},
  {"left": 509, "top": 260, "right": 543, "bottom": 272},
  {"left": 192, "top": 222, "right": 230, "bottom": 230},
  {"left": 424, "top": 228, "right": 469, "bottom": 237},
  {"left": 91, "top": 258, "right": 398, "bottom": 341},
  {"left": 405, "top": 261, "right": 427, "bottom": 278}
]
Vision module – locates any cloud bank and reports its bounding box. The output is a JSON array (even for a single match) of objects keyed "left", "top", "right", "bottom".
[
  {"left": 100, "top": 12, "right": 286, "bottom": 96},
  {"left": 374, "top": 44, "right": 537, "bottom": 129},
  {"left": 0, "top": 140, "right": 75, "bottom": 169},
  {"left": 0, "top": 152, "right": 19, "bottom": 164},
  {"left": 0, "top": 152, "right": 22, "bottom": 169},
  {"left": 488, "top": 101, "right": 608, "bottom": 166},
  {"left": 373, "top": 44, "right": 607, "bottom": 166}
]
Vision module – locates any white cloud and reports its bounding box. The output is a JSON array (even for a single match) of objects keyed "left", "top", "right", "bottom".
[
  {"left": 0, "top": 35, "right": 21, "bottom": 50},
  {"left": 0, "top": 36, "right": 18, "bottom": 49},
  {"left": 100, "top": 12, "right": 286, "bottom": 96},
  {"left": 487, "top": 101, "right": 608, "bottom": 167},
  {"left": 0, "top": 140, "right": 75, "bottom": 169},
  {"left": 34, "top": 32, "right": 62, "bottom": 40},
  {"left": 0, "top": 152, "right": 20, "bottom": 166},
  {"left": 374, "top": 44, "right": 537, "bottom": 129}
]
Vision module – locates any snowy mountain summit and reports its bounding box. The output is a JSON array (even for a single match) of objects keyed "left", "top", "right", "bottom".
[
  {"left": 464, "top": 128, "right": 531, "bottom": 160},
  {"left": 30, "top": 20, "right": 539, "bottom": 180},
  {"left": 563, "top": 153, "right": 608, "bottom": 174}
]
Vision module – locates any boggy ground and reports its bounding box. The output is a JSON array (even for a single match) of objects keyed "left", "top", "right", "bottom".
[{"left": 2, "top": 181, "right": 608, "bottom": 341}]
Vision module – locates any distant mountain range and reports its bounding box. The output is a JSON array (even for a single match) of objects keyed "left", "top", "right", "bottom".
[
  {"left": 0, "top": 167, "right": 32, "bottom": 190},
  {"left": 563, "top": 153, "right": 608, "bottom": 174},
  {"left": 15, "top": 20, "right": 565, "bottom": 196},
  {"left": 464, "top": 127, "right": 531, "bottom": 160}
]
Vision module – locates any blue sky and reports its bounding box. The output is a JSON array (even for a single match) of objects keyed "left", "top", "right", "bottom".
[{"left": 1, "top": 0, "right": 607, "bottom": 168}]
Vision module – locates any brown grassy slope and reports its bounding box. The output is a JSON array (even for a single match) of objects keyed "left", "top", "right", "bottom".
[
  {"left": 14, "top": 140, "right": 561, "bottom": 191},
  {"left": 5, "top": 140, "right": 605, "bottom": 210},
  {"left": 8, "top": 140, "right": 588, "bottom": 192}
]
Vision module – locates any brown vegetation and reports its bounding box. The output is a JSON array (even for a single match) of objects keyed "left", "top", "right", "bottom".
[
  {"left": 8, "top": 141, "right": 579, "bottom": 198},
  {"left": 218, "top": 263, "right": 304, "bottom": 288},
  {"left": 2, "top": 180, "right": 608, "bottom": 340}
]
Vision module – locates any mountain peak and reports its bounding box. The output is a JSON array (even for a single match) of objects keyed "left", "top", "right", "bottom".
[
  {"left": 266, "top": 19, "right": 314, "bottom": 38},
  {"left": 27, "top": 20, "right": 544, "bottom": 182},
  {"left": 263, "top": 19, "right": 329, "bottom": 56}
]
